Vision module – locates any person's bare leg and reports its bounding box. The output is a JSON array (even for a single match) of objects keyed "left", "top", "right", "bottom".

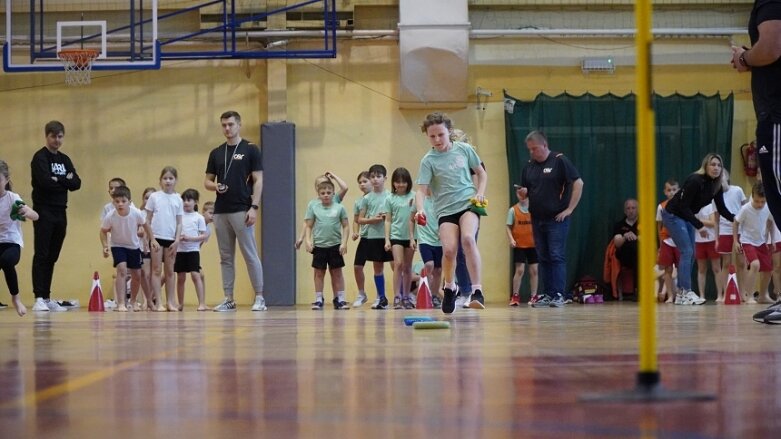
[
  {"left": 192, "top": 271, "right": 208, "bottom": 310},
  {"left": 115, "top": 263, "right": 128, "bottom": 312},
  {"left": 163, "top": 247, "right": 178, "bottom": 311}
]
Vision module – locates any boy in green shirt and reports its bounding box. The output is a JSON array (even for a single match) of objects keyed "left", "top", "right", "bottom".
[{"left": 305, "top": 180, "right": 350, "bottom": 310}]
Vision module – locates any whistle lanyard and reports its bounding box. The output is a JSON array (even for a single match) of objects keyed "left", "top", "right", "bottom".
[{"left": 223, "top": 139, "right": 241, "bottom": 183}]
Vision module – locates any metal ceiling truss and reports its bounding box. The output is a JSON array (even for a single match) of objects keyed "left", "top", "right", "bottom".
[{"left": 3, "top": 0, "right": 337, "bottom": 72}]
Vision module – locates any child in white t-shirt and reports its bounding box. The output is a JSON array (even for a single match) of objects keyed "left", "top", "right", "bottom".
[
  {"left": 714, "top": 184, "right": 747, "bottom": 303},
  {"left": 0, "top": 160, "right": 39, "bottom": 316},
  {"left": 175, "top": 189, "right": 208, "bottom": 311},
  {"left": 100, "top": 185, "right": 158, "bottom": 312},
  {"left": 734, "top": 182, "right": 774, "bottom": 304},
  {"left": 145, "top": 166, "right": 183, "bottom": 311}
]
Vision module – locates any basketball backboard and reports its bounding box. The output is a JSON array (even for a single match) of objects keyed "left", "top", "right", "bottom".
[{"left": 3, "top": 0, "right": 159, "bottom": 72}]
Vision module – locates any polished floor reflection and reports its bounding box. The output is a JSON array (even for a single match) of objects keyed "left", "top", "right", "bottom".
[{"left": 1, "top": 303, "right": 779, "bottom": 438}]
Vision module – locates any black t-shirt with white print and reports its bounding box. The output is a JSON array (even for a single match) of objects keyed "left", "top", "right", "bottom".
[{"left": 205, "top": 139, "right": 263, "bottom": 214}]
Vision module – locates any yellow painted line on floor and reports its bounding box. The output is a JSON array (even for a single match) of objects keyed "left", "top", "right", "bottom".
[
  {"left": 0, "top": 326, "right": 250, "bottom": 410},
  {"left": 0, "top": 359, "right": 143, "bottom": 410}
]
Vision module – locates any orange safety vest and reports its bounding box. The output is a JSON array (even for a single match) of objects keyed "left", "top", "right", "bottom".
[{"left": 511, "top": 204, "right": 535, "bottom": 248}]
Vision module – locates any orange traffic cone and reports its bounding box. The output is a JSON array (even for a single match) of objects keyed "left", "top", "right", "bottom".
[
  {"left": 416, "top": 268, "right": 434, "bottom": 309},
  {"left": 725, "top": 264, "right": 741, "bottom": 305},
  {"left": 88, "top": 271, "right": 106, "bottom": 312}
]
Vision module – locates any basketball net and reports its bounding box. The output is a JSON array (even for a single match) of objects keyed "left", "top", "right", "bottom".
[{"left": 59, "top": 49, "right": 99, "bottom": 86}]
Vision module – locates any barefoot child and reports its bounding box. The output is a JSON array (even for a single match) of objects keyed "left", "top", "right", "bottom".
[
  {"left": 145, "top": 166, "right": 183, "bottom": 311},
  {"left": 130, "top": 186, "right": 156, "bottom": 310},
  {"left": 175, "top": 189, "right": 209, "bottom": 311},
  {"left": 100, "top": 185, "right": 158, "bottom": 312},
  {"left": 0, "top": 160, "right": 39, "bottom": 316}
]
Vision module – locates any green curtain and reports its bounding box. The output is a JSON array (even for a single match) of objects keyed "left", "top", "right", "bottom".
[{"left": 504, "top": 91, "right": 734, "bottom": 299}]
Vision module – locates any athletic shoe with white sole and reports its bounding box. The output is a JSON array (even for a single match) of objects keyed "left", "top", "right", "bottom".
[
  {"left": 332, "top": 298, "right": 351, "bottom": 310},
  {"left": 213, "top": 298, "right": 237, "bottom": 312},
  {"left": 754, "top": 300, "right": 781, "bottom": 323},
  {"left": 352, "top": 294, "right": 368, "bottom": 308},
  {"left": 32, "top": 298, "right": 49, "bottom": 312},
  {"left": 442, "top": 287, "right": 458, "bottom": 314},
  {"left": 371, "top": 296, "right": 389, "bottom": 310},
  {"left": 251, "top": 296, "right": 268, "bottom": 311},
  {"left": 468, "top": 290, "right": 486, "bottom": 309}
]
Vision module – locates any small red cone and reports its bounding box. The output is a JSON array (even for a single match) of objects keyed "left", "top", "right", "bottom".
[
  {"left": 725, "top": 264, "right": 741, "bottom": 305},
  {"left": 416, "top": 268, "right": 433, "bottom": 309},
  {"left": 89, "top": 271, "right": 106, "bottom": 312}
]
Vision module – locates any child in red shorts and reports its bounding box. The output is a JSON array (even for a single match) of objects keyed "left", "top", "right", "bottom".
[{"left": 734, "top": 182, "right": 774, "bottom": 304}]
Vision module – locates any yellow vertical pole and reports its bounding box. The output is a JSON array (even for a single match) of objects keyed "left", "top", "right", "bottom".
[{"left": 635, "top": 0, "right": 659, "bottom": 386}]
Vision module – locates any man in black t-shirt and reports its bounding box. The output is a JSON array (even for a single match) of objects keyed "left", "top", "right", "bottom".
[
  {"left": 518, "top": 130, "right": 584, "bottom": 308},
  {"left": 731, "top": 1, "right": 781, "bottom": 323},
  {"left": 204, "top": 111, "right": 267, "bottom": 312}
]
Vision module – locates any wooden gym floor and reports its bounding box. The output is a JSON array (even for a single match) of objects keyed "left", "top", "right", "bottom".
[{"left": 0, "top": 302, "right": 779, "bottom": 438}]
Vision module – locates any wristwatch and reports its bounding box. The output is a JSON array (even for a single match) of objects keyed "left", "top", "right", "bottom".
[{"left": 251, "top": 204, "right": 259, "bottom": 210}]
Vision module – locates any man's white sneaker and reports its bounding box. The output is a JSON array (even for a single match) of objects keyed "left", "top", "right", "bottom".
[
  {"left": 674, "top": 292, "right": 688, "bottom": 305},
  {"left": 686, "top": 290, "right": 706, "bottom": 305},
  {"left": 455, "top": 295, "right": 468, "bottom": 309},
  {"left": 32, "top": 298, "right": 49, "bottom": 312},
  {"left": 104, "top": 299, "right": 117, "bottom": 310},
  {"left": 251, "top": 296, "right": 267, "bottom": 311},
  {"left": 352, "top": 294, "right": 368, "bottom": 308}
]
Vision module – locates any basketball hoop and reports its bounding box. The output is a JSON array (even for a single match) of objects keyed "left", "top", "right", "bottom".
[{"left": 58, "top": 49, "right": 99, "bottom": 86}]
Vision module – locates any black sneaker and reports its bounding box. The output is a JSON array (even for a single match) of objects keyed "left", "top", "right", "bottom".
[
  {"left": 442, "top": 287, "right": 458, "bottom": 314},
  {"left": 311, "top": 300, "right": 324, "bottom": 310},
  {"left": 0, "top": 301, "right": 7, "bottom": 309},
  {"left": 763, "top": 310, "right": 781, "bottom": 324},
  {"left": 371, "top": 296, "right": 389, "bottom": 310},
  {"left": 57, "top": 300, "right": 79, "bottom": 308},
  {"left": 753, "top": 301, "right": 781, "bottom": 323},
  {"left": 332, "top": 298, "right": 351, "bottom": 310},
  {"left": 468, "top": 289, "right": 486, "bottom": 309}
]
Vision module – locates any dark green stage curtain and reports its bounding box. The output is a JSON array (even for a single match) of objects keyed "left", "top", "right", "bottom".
[{"left": 504, "top": 91, "right": 734, "bottom": 299}]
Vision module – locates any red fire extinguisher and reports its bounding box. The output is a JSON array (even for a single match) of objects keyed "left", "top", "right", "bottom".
[{"left": 741, "top": 141, "right": 758, "bottom": 177}]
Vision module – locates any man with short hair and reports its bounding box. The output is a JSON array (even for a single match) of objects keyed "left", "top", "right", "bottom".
[
  {"left": 205, "top": 111, "right": 267, "bottom": 312},
  {"left": 30, "top": 120, "right": 81, "bottom": 312},
  {"left": 518, "top": 130, "right": 583, "bottom": 308},
  {"left": 731, "top": 0, "right": 781, "bottom": 323}
]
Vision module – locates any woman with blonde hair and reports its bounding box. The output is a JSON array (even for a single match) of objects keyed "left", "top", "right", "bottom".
[{"left": 661, "top": 153, "right": 735, "bottom": 305}]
